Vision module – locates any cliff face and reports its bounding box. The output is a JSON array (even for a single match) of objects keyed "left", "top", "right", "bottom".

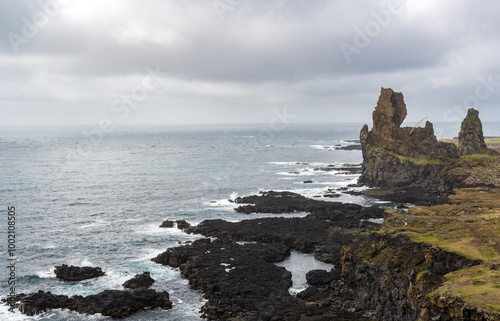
[{"left": 337, "top": 233, "right": 498, "bottom": 321}]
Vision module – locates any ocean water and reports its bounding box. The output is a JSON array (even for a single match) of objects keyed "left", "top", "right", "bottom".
[{"left": 1, "top": 122, "right": 499, "bottom": 320}]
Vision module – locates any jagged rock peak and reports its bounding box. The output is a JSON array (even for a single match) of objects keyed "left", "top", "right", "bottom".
[
  {"left": 372, "top": 87, "right": 407, "bottom": 137},
  {"left": 458, "top": 108, "right": 488, "bottom": 156}
]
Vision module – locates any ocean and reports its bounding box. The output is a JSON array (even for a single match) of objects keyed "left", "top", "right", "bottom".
[{"left": 1, "top": 122, "right": 499, "bottom": 320}]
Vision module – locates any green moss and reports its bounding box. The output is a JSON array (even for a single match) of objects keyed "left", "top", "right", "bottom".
[
  {"left": 478, "top": 247, "right": 495, "bottom": 258},
  {"left": 370, "top": 146, "right": 449, "bottom": 165},
  {"left": 416, "top": 270, "right": 429, "bottom": 282},
  {"left": 459, "top": 153, "right": 495, "bottom": 160}
]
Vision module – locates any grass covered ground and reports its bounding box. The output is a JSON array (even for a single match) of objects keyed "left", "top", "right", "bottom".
[
  {"left": 381, "top": 187, "right": 500, "bottom": 313},
  {"left": 440, "top": 137, "right": 500, "bottom": 153}
]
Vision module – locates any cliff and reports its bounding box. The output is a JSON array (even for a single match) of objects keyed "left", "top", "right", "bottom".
[
  {"left": 359, "top": 88, "right": 498, "bottom": 202},
  {"left": 332, "top": 187, "right": 500, "bottom": 320},
  {"left": 342, "top": 88, "right": 500, "bottom": 320}
]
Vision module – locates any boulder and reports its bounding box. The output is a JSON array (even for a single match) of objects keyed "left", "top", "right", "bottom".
[
  {"left": 122, "top": 272, "right": 155, "bottom": 289},
  {"left": 159, "top": 220, "right": 175, "bottom": 228},
  {"left": 306, "top": 269, "right": 342, "bottom": 286},
  {"left": 54, "top": 265, "right": 105, "bottom": 281},
  {"left": 176, "top": 220, "right": 191, "bottom": 231}
]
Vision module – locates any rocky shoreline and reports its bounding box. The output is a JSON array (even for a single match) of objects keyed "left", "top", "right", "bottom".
[
  {"left": 148, "top": 88, "right": 500, "bottom": 320},
  {"left": 5, "top": 88, "right": 499, "bottom": 320}
]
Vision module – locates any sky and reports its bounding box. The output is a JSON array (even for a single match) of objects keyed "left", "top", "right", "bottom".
[{"left": 1, "top": 0, "right": 500, "bottom": 127}]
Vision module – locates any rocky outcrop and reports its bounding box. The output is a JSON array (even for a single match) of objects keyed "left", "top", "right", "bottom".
[
  {"left": 191, "top": 191, "right": 384, "bottom": 265},
  {"left": 458, "top": 108, "right": 489, "bottom": 156},
  {"left": 159, "top": 219, "right": 191, "bottom": 230},
  {"left": 306, "top": 269, "right": 341, "bottom": 286},
  {"left": 152, "top": 238, "right": 294, "bottom": 320},
  {"left": 122, "top": 272, "right": 155, "bottom": 289},
  {"left": 444, "top": 155, "right": 500, "bottom": 188},
  {"left": 152, "top": 238, "right": 372, "bottom": 320},
  {"left": 334, "top": 233, "right": 482, "bottom": 320},
  {"left": 54, "top": 265, "right": 105, "bottom": 281},
  {"left": 359, "top": 88, "right": 461, "bottom": 201},
  {"left": 424, "top": 293, "right": 500, "bottom": 321},
  {"left": 234, "top": 190, "right": 384, "bottom": 219},
  {"left": 12, "top": 288, "right": 172, "bottom": 318},
  {"left": 361, "top": 88, "right": 457, "bottom": 159}
]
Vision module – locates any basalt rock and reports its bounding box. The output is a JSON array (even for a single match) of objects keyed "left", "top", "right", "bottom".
[
  {"left": 359, "top": 88, "right": 459, "bottom": 201},
  {"left": 152, "top": 238, "right": 373, "bottom": 320},
  {"left": 234, "top": 190, "right": 385, "bottom": 220},
  {"left": 54, "top": 264, "right": 105, "bottom": 281},
  {"left": 187, "top": 217, "right": 373, "bottom": 266},
  {"left": 159, "top": 220, "right": 175, "bottom": 228},
  {"left": 13, "top": 288, "right": 172, "bottom": 318},
  {"left": 152, "top": 238, "right": 294, "bottom": 320},
  {"left": 332, "top": 233, "right": 481, "bottom": 320},
  {"left": 363, "top": 88, "right": 457, "bottom": 159},
  {"left": 122, "top": 272, "right": 155, "bottom": 289},
  {"left": 458, "top": 108, "right": 489, "bottom": 156},
  {"left": 306, "top": 269, "right": 341, "bottom": 286}
]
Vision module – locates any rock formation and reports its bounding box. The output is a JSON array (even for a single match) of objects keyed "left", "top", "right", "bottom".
[
  {"left": 361, "top": 88, "right": 458, "bottom": 159},
  {"left": 122, "top": 272, "right": 155, "bottom": 289},
  {"left": 333, "top": 233, "right": 482, "bottom": 320},
  {"left": 11, "top": 289, "right": 172, "bottom": 317},
  {"left": 359, "top": 88, "right": 499, "bottom": 201},
  {"left": 458, "top": 108, "right": 489, "bottom": 156},
  {"left": 54, "top": 265, "right": 105, "bottom": 281},
  {"left": 359, "top": 88, "right": 460, "bottom": 201}
]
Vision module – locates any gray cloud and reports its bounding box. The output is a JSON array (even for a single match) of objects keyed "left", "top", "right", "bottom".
[{"left": 1, "top": 0, "right": 500, "bottom": 127}]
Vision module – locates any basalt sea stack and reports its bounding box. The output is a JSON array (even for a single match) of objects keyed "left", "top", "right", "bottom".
[{"left": 360, "top": 88, "right": 455, "bottom": 201}]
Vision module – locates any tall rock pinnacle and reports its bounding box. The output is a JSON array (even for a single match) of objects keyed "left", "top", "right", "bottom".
[
  {"left": 371, "top": 87, "right": 407, "bottom": 138},
  {"left": 458, "top": 108, "right": 488, "bottom": 156}
]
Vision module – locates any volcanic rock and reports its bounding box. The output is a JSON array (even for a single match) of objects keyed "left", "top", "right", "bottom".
[
  {"left": 13, "top": 289, "right": 172, "bottom": 317},
  {"left": 159, "top": 220, "right": 174, "bottom": 228},
  {"left": 306, "top": 269, "right": 342, "bottom": 286},
  {"left": 234, "top": 190, "right": 384, "bottom": 219},
  {"left": 358, "top": 88, "right": 461, "bottom": 201},
  {"left": 122, "top": 272, "right": 155, "bottom": 289},
  {"left": 458, "top": 108, "right": 489, "bottom": 156},
  {"left": 54, "top": 264, "right": 105, "bottom": 281}
]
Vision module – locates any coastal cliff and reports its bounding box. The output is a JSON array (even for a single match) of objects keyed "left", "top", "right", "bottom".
[
  {"left": 359, "top": 88, "right": 498, "bottom": 202},
  {"left": 347, "top": 89, "right": 500, "bottom": 320}
]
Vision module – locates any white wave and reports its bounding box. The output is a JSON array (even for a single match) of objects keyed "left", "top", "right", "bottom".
[
  {"left": 80, "top": 259, "right": 94, "bottom": 266},
  {"left": 229, "top": 192, "right": 238, "bottom": 201},
  {"left": 35, "top": 266, "right": 55, "bottom": 278},
  {"left": 361, "top": 218, "right": 385, "bottom": 224},
  {"left": 276, "top": 171, "right": 315, "bottom": 176},
  {"left": 134, "top": 223, "right": 181, "bottom": 235},
  {"left": 268, "top": 161, "right": 331, "bottom": 166},
  {"left": 80, "top": 220, "right": 109, "bottom": 229},
  {"left": 309, "top": 144, "right": 338, "bottom": 151}
]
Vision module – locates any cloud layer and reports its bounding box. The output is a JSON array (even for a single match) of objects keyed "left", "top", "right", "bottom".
[{"left": 1, "top": 0, "right": 500, "bottom": 126}]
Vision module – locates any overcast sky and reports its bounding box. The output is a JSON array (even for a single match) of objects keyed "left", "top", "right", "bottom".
[{"left": 1, "top": 0, "right": 500, "bottom": 127}]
